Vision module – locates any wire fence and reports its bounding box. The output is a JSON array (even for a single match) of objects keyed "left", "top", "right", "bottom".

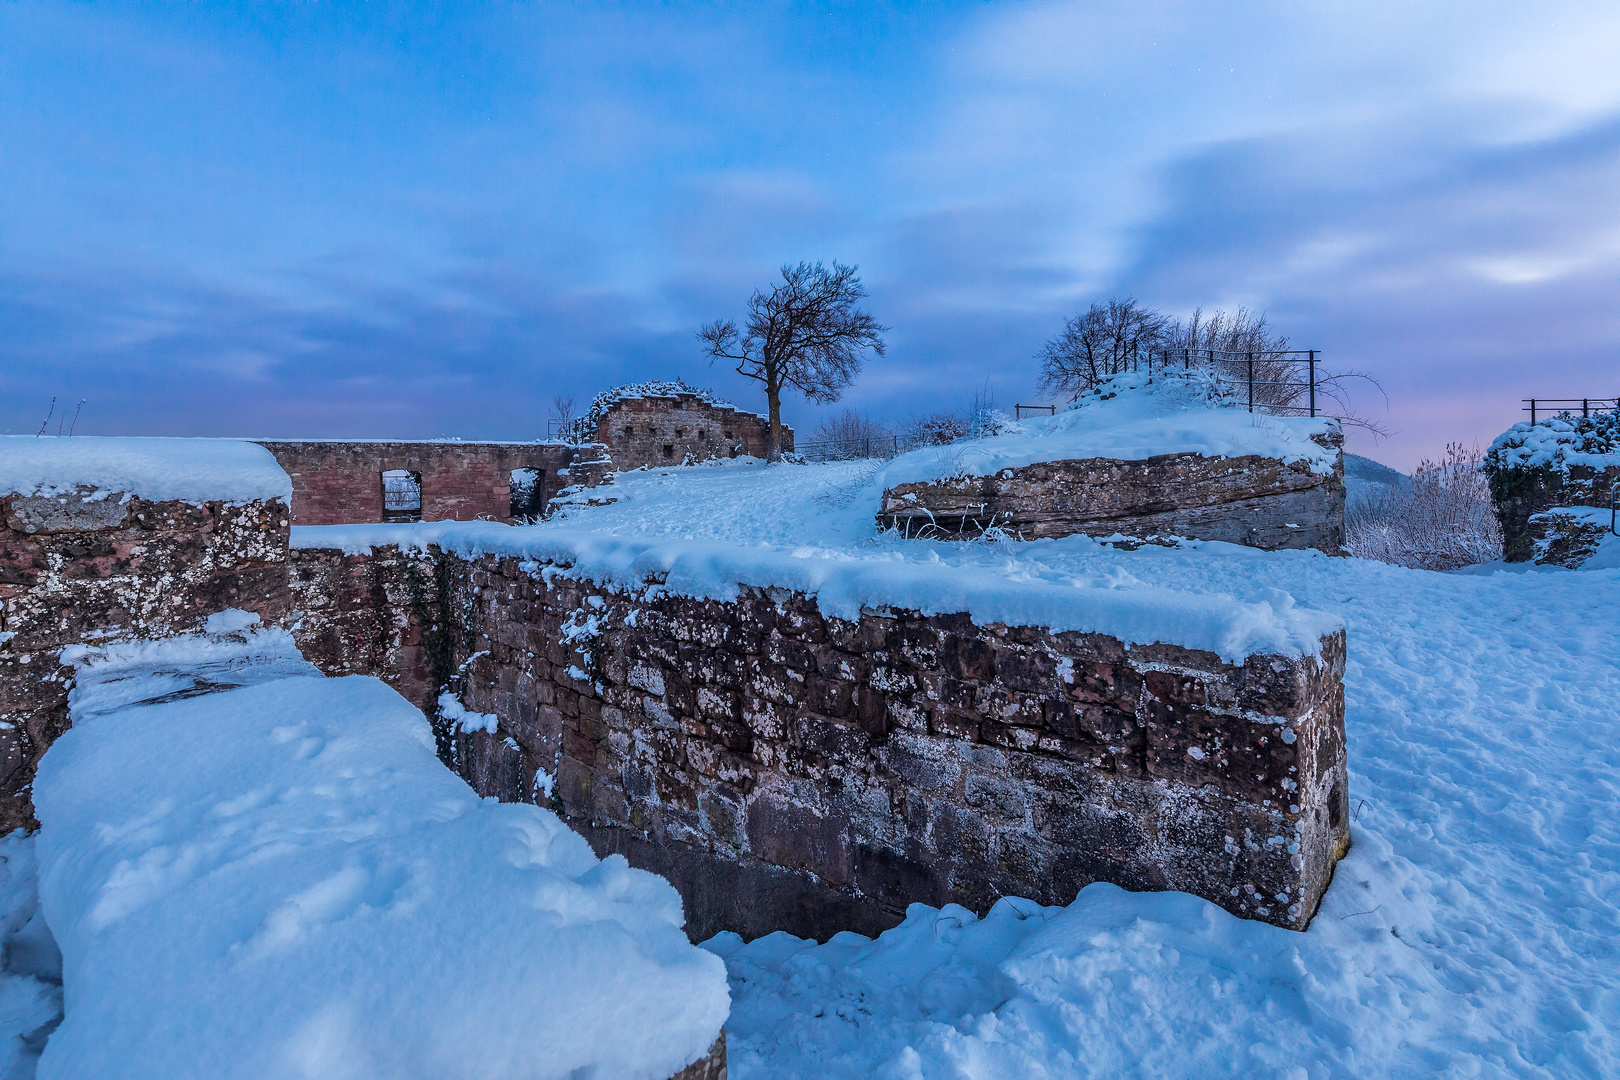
[{"left": 1522, "top": 398, "right": 1619, "bottom": 425}]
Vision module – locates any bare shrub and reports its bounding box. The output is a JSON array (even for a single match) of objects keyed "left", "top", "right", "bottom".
[
  {"left": 806, "top": 409, "right": 895, "bottom": 461},
  {"left": 1347, "top": 443, "right": 1503, "bottom": 570},
  {"left": 903, "top": 410, "right": 969, "bottom": 447}
]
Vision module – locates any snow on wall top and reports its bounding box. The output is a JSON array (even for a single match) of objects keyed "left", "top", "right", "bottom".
[
  {"left": 292, "top": 520, "right": 1345, "bottom": 663},
  {"left": 0, "top": 437, "right": 292, "bottom": 503},
  {"left": 874, "top": 372, "right": 1341, "bottom": 490},
  {"left": 583, "top": 380, "right": 752, "bottom": 428},
  {"left": 34, "top": 634, "right": 727, "bottom": 1080},
  {"left": 1485, "top": 413, "right": 1620, "bottom": 475}
]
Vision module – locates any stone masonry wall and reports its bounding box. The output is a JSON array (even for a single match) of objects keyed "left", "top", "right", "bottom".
[
  {"left": 0, "top": 488, "right": 291, "bottom": 830},
  {"left": 256, "top": 441, "right": 611, "bottom": 526},
  {"left": 879, "top": 434, "right": 1345, "bottom": 552},
  {"left": 289, "top": 544, "right": 1350, "bottom": 941},
  {"left": 594, "top": 394, "right": 786, "bottom": 469}
]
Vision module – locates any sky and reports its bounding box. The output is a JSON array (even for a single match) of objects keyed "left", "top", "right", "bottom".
[{"left": 2, "top": 1, "right": 1618, "bottom": 468}]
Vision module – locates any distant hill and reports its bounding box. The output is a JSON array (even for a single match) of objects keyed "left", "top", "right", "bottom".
[{"left": 1345, "top": 453, "right": 1411, "bottom": 490}]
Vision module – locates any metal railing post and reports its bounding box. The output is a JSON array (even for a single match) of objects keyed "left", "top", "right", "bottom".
[
  {"left": 1308, "top": 350, "right": 1317, "bottom": 418},
  {"left": 1530, "top": 399, "right": 1537, "bottom": 425},
  {"left": 1247, "top": 353, "right": 1254, "bottom": 413},
  {"left": 1583, "top": 399, "right": 1590, "bottom": 418}
]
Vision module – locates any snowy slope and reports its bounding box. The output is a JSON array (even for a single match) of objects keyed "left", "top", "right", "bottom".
[
  {"left": 27, "top": 631, "right": 727, "bottom": 1080},
  {"left": 0, "top": 437, "right": 291, "bottom": 503},
  {"left": 874, "top": 372, "right": 1340, "bottom": 489}
]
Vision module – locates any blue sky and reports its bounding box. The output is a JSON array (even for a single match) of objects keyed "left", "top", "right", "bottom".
[{"left": 3, "top": 1, "right": 1617, "bottom": 467}]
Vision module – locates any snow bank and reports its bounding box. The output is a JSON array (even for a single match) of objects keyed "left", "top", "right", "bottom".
[
  {"left": 0, "top": 437, "right": 291, "bottom": 504},
  {"left": 32, "top": 634, "right": 727, "bottom": 1080},
  {"left": 0, "top": 832, "right": 61, "bottom": 1077},
  {"left": 873, "top": 372, "right": 1340, "bottom": 490},
  {"left": 293, "top": 521, "right": 1343, "bottom": 662}
]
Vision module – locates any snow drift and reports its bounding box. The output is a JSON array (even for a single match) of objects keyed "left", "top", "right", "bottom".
[{"left": 30, "top": 632, "right": 727, "bottom": 1080}]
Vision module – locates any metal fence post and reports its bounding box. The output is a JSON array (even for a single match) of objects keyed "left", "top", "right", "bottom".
[
  {"left": 1247, "top": 353, "right": 1254, "bottom": 413},
  {"left": 1583, "top": 399, "right": 1590, "bottom": 418},
  {"left": 1530, "top": 399, "right": 1537, "bottom": 425},
  {"left": 1308, "top": 350, "right": 1317, "bottom": 418}
]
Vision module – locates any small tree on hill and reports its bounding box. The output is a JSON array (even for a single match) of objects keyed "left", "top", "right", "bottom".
[{"left": 699, "top": 261, "right": 886, "bottom": 460}]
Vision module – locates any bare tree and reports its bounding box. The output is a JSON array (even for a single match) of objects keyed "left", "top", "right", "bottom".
[
  {"left": 549, "top": 394, "right": 575, "bottom": 421},
  {"left": 1037, "top": 298, "right": 1168, "bottom": 399},
  {"left": 699, "top": 261, "right": 887, "bottom": 460}
]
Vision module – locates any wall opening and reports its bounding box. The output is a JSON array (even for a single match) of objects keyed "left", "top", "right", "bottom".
[
  {"left": 382, "top": 470, "right": 423, "bottom": 522},
  {"left": 662, "top": 444, "right": 674, "bottom": 459},
  {"left": 510, "top": 468, "right": 547, "bottom": 521}
]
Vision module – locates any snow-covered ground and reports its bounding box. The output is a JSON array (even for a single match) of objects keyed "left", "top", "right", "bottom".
[{"left": 5, "top": 406, "right": 1617, "bottom": 1076}]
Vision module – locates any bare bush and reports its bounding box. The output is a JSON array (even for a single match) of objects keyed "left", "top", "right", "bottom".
[
  {"left": 806, "top": 409, "right": 895, "bottom": 461},
  {"left": 903, "top": 410, "right": 969, "bottom": 447},
  {"left": 1347, "top": 443, "right": 1503, "bottom": 570}
]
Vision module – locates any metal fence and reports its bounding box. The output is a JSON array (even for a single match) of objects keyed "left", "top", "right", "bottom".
[
  {"left": 1522, "top": 398, "right": 1620, "bottom": 425},
  {"left": 793, "top": 431, "right": 936, "bottom": 462},
  {"left": 546, "top": 417, "right": 595, "bottom": 444},
  {"left": 1099, "top": 347, "right": 1326, "bottom": 417}
]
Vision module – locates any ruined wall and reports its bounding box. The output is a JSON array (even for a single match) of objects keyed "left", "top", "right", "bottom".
[
  {"left": 289, "top": 544, "right": 1349, "bottom": 940},
  {"left": 879, "top": 436, "right": 1345, "bottom": 553},
  {"left": 593, "top": 394, "right": 786, "bottom": 468},
  {"left": 1491, "top": 464, "right": 1620, "bottom": 563},
  {"left": 0, "top": 489, "right": 291, "bottom": 830},
  {"left": 256, "top": 441, "right": 611, "bottom": 526}
]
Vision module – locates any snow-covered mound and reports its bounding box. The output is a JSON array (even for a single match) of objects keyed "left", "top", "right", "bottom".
[
  {"left": 874, "top": 372, "right": 1340, "bottom": 490},
  {"left": 0, "top": 436, "right": 291, "bottom": 504},
  {"left": 30, "top": 632, "right": 727, "bottom": 1080},
  {"left": 1485, "top": 412, "right": 1620, "bottom": 476}
]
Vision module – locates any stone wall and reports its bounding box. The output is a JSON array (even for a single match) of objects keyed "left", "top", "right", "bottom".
[
  {"left": 289, "top": 543, "right": 1350, "bottom": 940},
  {"left": 1491, "top": 464, "right": 1619, "bottom": 563},
  {"left": 878, "top": 437, "right": 1345, "bottom": 553},
  {"left": 256, "top": 441, "right": 611, "bottom": 526},
  {"left": 593, "top": 394, "right": 785, "bottom": 468},
  {"left": 0, "top": 488, "right": 291, "bottom": 829}
]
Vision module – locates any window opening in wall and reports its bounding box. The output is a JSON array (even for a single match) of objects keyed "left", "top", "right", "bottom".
[
  {"left": 723, "top": 430, "right": 733, "bottom": 440},
  {"left": 509, "top": 468, "right": 547, "bottom": 522},
  {"left": 698, "top": 429, "right": 706, "bottom": 441},
  {"left": 381, "top": 470, "right": 422, "bottom": 522},
  {"left": 623, "top": 426, "right": 634, "bottom": 437},
  {"left": 662, "top": 444, "right": 674, "bottom": 459},
  {"left": 675, "top": 428, "right": 685, "bottom": 437}
]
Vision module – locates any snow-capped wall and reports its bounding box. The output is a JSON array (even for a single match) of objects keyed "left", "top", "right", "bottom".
[
  {"left": 874, "top": 374, "right": 1344, "bottom": 549},
  {"left": 1485, "top": 413, "right": 1620, "bottom": 562},
  {"left": 33, "top": 635, "right": 728, "bottom": 1080},
  {"left": 588, "top": 387, "right": 784, "bottom": 468},
  {"left": 286, "top": 535, "right": 1351, "bottom": 935},
  {"left": 0, "top": 436, "right": 290, "bottom": 504},
  {"left": 0, "top": 439, "right": 293, "bottom": 830}
]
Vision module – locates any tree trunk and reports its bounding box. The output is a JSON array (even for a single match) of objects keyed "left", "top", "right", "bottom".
[{"left": 766, "top": 381, "right": 783, "bottom": 462}]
